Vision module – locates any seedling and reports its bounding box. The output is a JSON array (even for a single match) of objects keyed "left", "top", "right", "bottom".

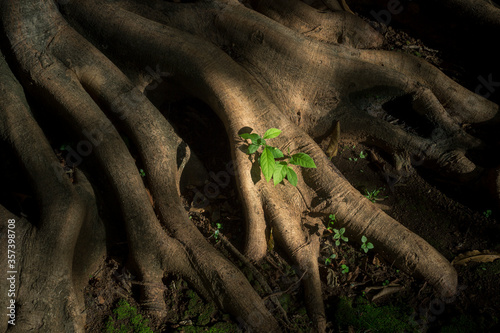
[
  {"left": 239, "top": 128, "right": 316, "bottom": 186},
  {"left": 341, "top": 264, "right": 349, "bottom": 274},
  {"left": 333, "top": 227, "right": 348, "bottom": 246},
  {"left": 364, "top": 187, "right": 388, "bottom": 203},
  {"left": 360, "top": 235, "right": 374, "bottom": 253},
  {"left": 382, "top": 279, "right": 390, "bottom": 286},
  {"left": 324, "top": 254, "right": 337, "bottom": 265},
  {"left": 327, "top": 214, "right": 336, "bottom": 231},
  {"left": 359, "top": 151, "right": 367, "bottom": 159},
  {"left": 139, "top": 169, "right": 146, "bottom": 177},
  {"left": 348, "top": 157, "right": 358, "bottom": 162},
  {"left": 213, "top": 222, "right": 222, "bottom": 242},
  {"left": 483, "top": 209, "right": 492, "bottom": 218}
]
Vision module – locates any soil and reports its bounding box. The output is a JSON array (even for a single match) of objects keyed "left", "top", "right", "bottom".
[{"left": 13, "top": 10, "right": 496, "bottom": 333}]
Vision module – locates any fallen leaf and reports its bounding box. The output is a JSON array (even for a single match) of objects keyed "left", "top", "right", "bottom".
[
  {"left": 452, "top": 250, "right": 500, "bottom": 266},
  {"left": 372, "top": 254, "right": 382, "bottom": 266},
  {"left": 326, "top": 268, "right": 338, "bottom": 288}
]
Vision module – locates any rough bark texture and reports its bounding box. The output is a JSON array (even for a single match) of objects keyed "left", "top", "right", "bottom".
[{"left": 0, "top": 0, "right": 498, "bottom": 332}]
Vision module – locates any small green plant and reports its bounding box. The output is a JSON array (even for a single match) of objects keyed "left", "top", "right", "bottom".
[
  {"left": 327, "top": 214, "right": 336, "bottom": 231},
  {"left": 213, "top": 222, "right": 222, "bottom": 242},
  {"left": 341, "top": 264, "right": 349, "bottom": 274},
  {"left": 483, "top": 209, "right": 492, "bottom": 218},
  {"left": 359, "top": 151, "right": 367, "bottom": 159},
  {"left": 324, "top": 254, "right": 337, "bottom": 265},
  {"left": 364, "top": 187, "right": 388, "bottom": 203},
  {"left": 239, "top": 128, "right": 316, "bottom": 186},
  {"left": 333, "top": 227, "right": 348, "bottom": 246},
  {"left": 105, "top": 299, "right": 153, "bottom": 333},
  {"left": 382, "top": 279, "right": 390, "bottom": 286},
  {"left": 348, "top": 157, "right": 358, "bottom": 162},
  {"left": 360, "top": 235, "right": 374, "bottom": 253},
  {"left": 139, "top": 169, "right": 146, "bottom": 177}
]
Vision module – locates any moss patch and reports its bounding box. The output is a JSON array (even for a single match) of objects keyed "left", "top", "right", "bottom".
[
  {"left": 332, "top": 297, "right": 416, "bottom": 333},
  {"left": 105, "top": 299, "right": 153, "bottom": 333}
]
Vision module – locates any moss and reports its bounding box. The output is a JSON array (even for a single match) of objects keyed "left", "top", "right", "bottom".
[
  {"left": 183, "top": 289, "right": 216, "bottom": 326},
  {"left": 333, "top": 297, "right": 416, "bottom": 333},
  {"left": 176, "top": 321, "right": 238, "bottom": 333},
  {"left": 207, "top": 322, "right": 239, "bottom": 332},
  {"left": 279, "top": 293, "right": 292, "bottom": 312},
  {"left": 105, "top": 299, "right": 153, "bottom": 333}
]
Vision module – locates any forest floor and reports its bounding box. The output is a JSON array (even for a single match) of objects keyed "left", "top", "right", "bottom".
[{"left": 81, "top": 17, "right": 500, "bottom": 333}]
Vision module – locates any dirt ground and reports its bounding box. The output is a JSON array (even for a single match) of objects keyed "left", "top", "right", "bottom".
[{"left": 77, "top": 14, "right": 500, "bottom": 333}]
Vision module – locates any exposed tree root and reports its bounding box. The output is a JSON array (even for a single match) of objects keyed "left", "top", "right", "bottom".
[{"left": 1, "top": 0, "right": 499, "bottom": 332}]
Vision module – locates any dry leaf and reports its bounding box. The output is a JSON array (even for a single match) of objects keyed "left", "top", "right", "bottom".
[
  {"left": 326, "top": 268, "right": 338, "bottom": 288},
  {"left": 451, "top": 250, "right": 500, "bottom": 266}
]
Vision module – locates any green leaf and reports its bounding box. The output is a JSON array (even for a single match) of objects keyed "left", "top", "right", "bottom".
[
  {"left": 290, "top": 153, "right": 316, "bottom": 168},
  {"left": 260, "top": 147, "right": 276, "bottom": 182},
  {"left": 263, "top": 128, "right": 282, "bottom": 139},
  {"left": 247, "top": 143, "right": 260, "bottom": 154},
  {"left": 361, "top": 235, "right": 367, "bottom": 243},
  {"left": 268, "top": 146, "right": 284, "bottom": 158},
  {"left": 367, "top": 243, "right": 374, "bottom": 249},
  {"left": 256, "top": 138, "right": 266, "bottom": 146},
  {"left": 239, "top": 133, "right": 260, "bottom": 142},
  {"left": 280, "top": 162, "right": 288, "bottom": 178},
  {"left": 273, "top": 163, "right": 285, "bottom": 186},
  {"left": 286, "top": 166, "right": 298, "bottom": 186}
]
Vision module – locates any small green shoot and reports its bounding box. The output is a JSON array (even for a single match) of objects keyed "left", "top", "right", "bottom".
[
  {"left": 239, "top": 128, "right": 316, "bottom": 186},
  {"left": 348, "top": 157, "right": 358, "bottom": 162},
  {"left": 213, "top": 222, "right": 222, "bottom": 242},
  {"left": 324, "top": 254, "right": 337, "bottom": 265},
  {"left": 382, "top": 280, "right": 390, "bottom": 286},
  {"left": 360, "top": 235, "right": 374, "bottom": 253},
  {"left": 139, "top": 169, "right": 146, "bottom": 177},
  {"left": 359, "top": 151, "right": 367, "bottom": 159},
  {"left": 483, "top": 209, "right": 492, "bottom": 218},
  {"left": 333, "top": 227, "right": 348, "bottom": 246},
  {"left": 364, "top": 188, "right": 388, "bottom": 203},
  {"left": 327, "top": 214, "right": 336, "bottom": 231},
  {"left": 341, "top": 264, "right": 349, "bottom": 274}
]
